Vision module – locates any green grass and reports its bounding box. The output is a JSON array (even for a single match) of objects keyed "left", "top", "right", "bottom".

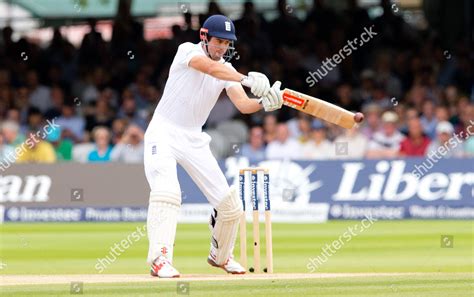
[
  {"left": 1, "top": 274, "right": 472, "bottom": 297},
  {"left": 1, "top": 221, "right": 473, "bottom": 296}
]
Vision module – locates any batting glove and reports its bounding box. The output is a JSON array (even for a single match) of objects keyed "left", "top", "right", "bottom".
[
  {"left": 241, "top": 72, "right": 271, "bottom": 98},
  {"left": 259, "top": 81, "right": 283, "bottom": 112}
]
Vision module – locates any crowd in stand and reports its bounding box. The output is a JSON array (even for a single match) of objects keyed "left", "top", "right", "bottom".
[{"left": 0, "top": 0, "right": 472, "bottom": 165}]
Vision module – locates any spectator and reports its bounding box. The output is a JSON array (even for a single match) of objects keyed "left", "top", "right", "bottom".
[
  {"left": 81, "top": 67, "right": 108, "bottom": 104},
  {"left": 301, "top": 120, "right": 333, "bottom": 160},
  {"left": 336, "top": 82, "right": 360, "bottom": 112},
  {"left": 370, "top": 81, "right": 392, "bottom": 110},
  {"left": 297, "top": 116, "right": 313, "bottom": 144},
  {"left": 400, "top": 107, "right": 420, "bottom": 134},
  {"left": 360, "top": 104, "right": 381, "bottom": 140},
  {"left": 355, "top": 69, "right": 376, "bottom": 104},
  {"left": 240, "top": 126, "right": 266, "bottom": 162},
  {"left": 44, "top": 86, "right": 65, "bottom": 120},
  {"left": 117, "top": 89, "right": 148, "bottom": 130},
  {"left": 79, "top": 18, "right": 106, "bottom": 68},
  {"left": 1, "top": 120, "right": 25, "bottom": 147},
  {"left": 22, "top": 107, "right": 44, "bottom": 134},
  {"left": 266, "top": 123, "right": 301, "bottom": 160},
  {"left": 420, "top": 100, "right": 437, "bottom": 139},
  {"left": 111, "top": 118, "right": 128, "bottom": 145},
  {"left": 129, "top": 70, "right": 153, "bottom": 110},
  {"left": 85, "top": 98, "right": 115, "bottom": 131},
  {"left": 464, "top": 137, "right": 474, "bottom": 157},
  {"left": 0, "top": 133, "right": 15, "bottom": 164},
  {"left": 454, "top": 101, "right": 473, "bottom": 136},
  {"left": 26, "top": 70, "right": 52, "bottom": 113},
  {"left": 16, "top": 131, "right": 56, "bottom": 163},
  {"left": 287, "top": 113, "right": 312, "bottom": 143},
  {"left": 333, "top": 126, "right": 368, "bottom": 159},
  {"left": 46, "top": 126, "right": 73, "bottom": 161},
  {"left": 425, "top": 121, "right": 464, "bottom": 158},
  {"left": 366, "top": 111, "right": 404, "bottom": 158},
  {"left": 399, "top": 118, "right": 431, "bottom": 156},
  {"left": 435, "top": 105, "right": 450, "bottom": 122},
  {"left": 56, "top": 102, "right": 86, "bottom": 142},
  {"left": 263, "top": 113, "right": 278, "bottom": 144},
  {"left": 88, "top": 126, "right": 112, "bottom": 162},
  {"left": 110, "top": 124, "right": 144, "bottom": 163}
]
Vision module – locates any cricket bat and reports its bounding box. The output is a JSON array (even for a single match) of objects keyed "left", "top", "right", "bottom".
[{"left": 281, "top": 88, "right": 362, "bottom": 129}]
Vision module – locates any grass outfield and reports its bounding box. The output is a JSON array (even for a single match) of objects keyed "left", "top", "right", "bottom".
[
  {"left": 1, "top": 274, "right": 472, "bottom": 297},
  {"left": 0, "top": 221, "right": 472, "bottom": 296}
]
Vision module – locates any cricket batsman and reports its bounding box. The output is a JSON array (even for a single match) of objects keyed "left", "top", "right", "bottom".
[{"left": 144, "top": 14, "right": 283, "bottom": 277}]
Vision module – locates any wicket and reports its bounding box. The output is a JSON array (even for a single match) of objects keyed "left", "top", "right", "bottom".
[{"left": 238, "top": 167, "right": 273, "bottom": 273}]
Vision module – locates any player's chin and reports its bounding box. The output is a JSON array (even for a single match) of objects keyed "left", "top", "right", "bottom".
[{"left": 212, "top": 53, "right": 224, "bottom": 61}]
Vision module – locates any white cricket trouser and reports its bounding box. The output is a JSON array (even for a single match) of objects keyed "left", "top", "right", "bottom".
[
  {"left": 144, "top": 115, "right": 230, "bottom": 206},
  {"left": 143, "top": 115, "right": 230, "bottom": 263}
]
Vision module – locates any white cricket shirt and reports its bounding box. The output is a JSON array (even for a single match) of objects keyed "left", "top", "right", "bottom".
[{"left": 150, "top": 42, "right": 239, "bottom": 129}]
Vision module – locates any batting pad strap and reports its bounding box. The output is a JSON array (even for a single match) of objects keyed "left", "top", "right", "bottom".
[
  {"left": 149, "top": 191, "right": 181, "bottom": 207},
  {"left": 216, "top": 187, "right": 243, "bottom": 222}
]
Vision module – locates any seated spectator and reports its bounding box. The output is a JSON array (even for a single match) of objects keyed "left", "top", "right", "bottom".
[
  {"left": 111, "top": 118, "right": 128, "bottom": 145},
  {"left": 400, "top": 107, "right": 420, "bottom": 134},
  {"left": 0, "top": 133, "right": 15, "bottom": 165},
  {"left": 117, "top": 89, "right": 148, "bottom": 130},
  {"left": 56, "top": 102, "right": 86, "bottom": 142},
  {"left": 366, "top": 111, "right": 404, "bottom": 159},
  {"left": 1, "top": 120, "right": 25, "bottom": 147},
  {"left": 288, "top": 113, "right": 312, "bottom": 144},
  {"left": 46, "top": 126, "right": 73, "bottom": 161},
  {"left": 297, "top": 116, "right": 313, "bottom": 144},
  {"left": 110, "top": 124, "right": 144, "bottom": 163},
  {"left": 266, "top": 123, "right": 301, "bottom": 160},
  {"left": 399, "top": 118, "right": 431, "bottom": 157},
  {"left": 88, "top": 126, "right": 112, "bottom": 162},
  {"left": 301, "top": 120, "right": 333, "bottom": 160},
  {"left": 454, "top": 102, "right": 473, "bottom": 136},
  {"left": 129, "top": 69, "right": 153, "bottom": 110},
  {"left": 464, "top": 137, "right": 474, "bottom": 157},
  {"left": 368, "top": 81, "right": 392, "bottom": 110},
  {"left": 263, "top": 113, "right": 278, "bottom": 144},
  {"left": 354, "top": 69, "right": 376, "bottom": 104},
  {"left": 85, "top": 98, "right": 115, "bottom": 131},
  {"left": 16, "top": 131, "right": 57, "bottom": 163},
  {"left": 44, "top": 86, "right": 65, "bottom": 120},
  {"left": 425, "top": 121, "right": 464, "bottom": 158},
  {"left": 435, "top": 105, "right": 450, "bottom": 123},
  {"left": 333, "top": 126, "right": 368, "bottom": 159},
  {"left": 360, "top": 104, "right": 381, "bottom": 141},
  {"left": 420, "top": 100, "right": 437, "bottom": 139},
  {"left": 26, "top": 70, "right": 52, "bottom": 113},
  {"left": 336, "top": 82, "right": 361, "bottom": 112},
  {"left": 5, "top": 108, "right": 21, "bottom": 123},
  {"left": 240, "top": 126, "right": 266, "bottom": 162},
  {"left": 22, "top": 107, "right": 44, "bottom": 134}
]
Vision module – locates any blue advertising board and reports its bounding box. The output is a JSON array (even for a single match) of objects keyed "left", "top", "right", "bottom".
[{"left": 1, "top": 158, "right": 472, "bottom": 222}]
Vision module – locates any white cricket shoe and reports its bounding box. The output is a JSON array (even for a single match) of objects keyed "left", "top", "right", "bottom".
[
  {"left": 150, "top": 255, "right": 180, "bottom": 278},
  {"left": 207, "top": 254, "right": 246, "bottom": 274}
]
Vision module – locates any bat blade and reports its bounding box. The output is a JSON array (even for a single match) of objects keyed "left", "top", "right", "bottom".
[{"left": 281, "top": 88, "right": 356, "bottom": 129}]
